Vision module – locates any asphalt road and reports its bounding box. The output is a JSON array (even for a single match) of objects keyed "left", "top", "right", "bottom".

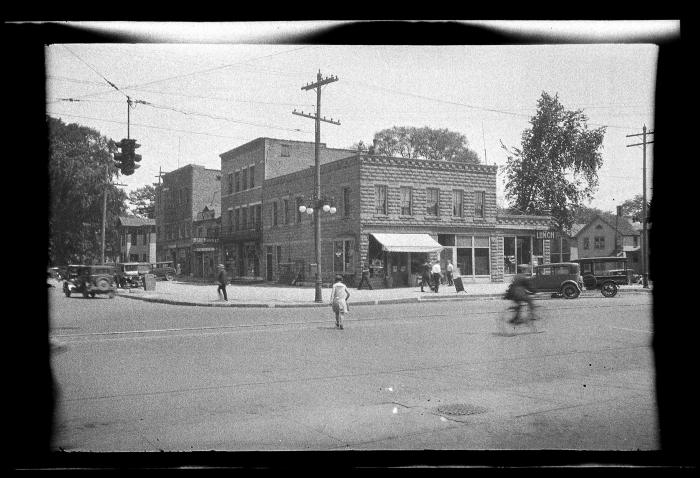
[{"left": 48, "top": 285, "right": 657, "bottom": 452}]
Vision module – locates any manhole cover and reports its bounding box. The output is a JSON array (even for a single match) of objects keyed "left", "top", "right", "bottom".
[{"left": 435, "top": 403, "right": 489, "bottom": 416}]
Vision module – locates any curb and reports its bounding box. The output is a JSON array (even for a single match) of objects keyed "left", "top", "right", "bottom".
[{"left": 114, "top": 288, "right": 650, "bottom": 308}]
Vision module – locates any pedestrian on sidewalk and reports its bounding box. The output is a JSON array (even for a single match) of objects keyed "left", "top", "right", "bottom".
[
  {"left": 357, "top": 261, "right": 373, "bottom": 290},
  {"left": 421, "top": 261, "right": 432, "bottom": 292},
  {"left": 431, "top": 261, "right": 442, "bottom": 293},
  {"left": 216, "top": 264, "right": 228, "bottom": 301},
  {"left": 330, "top": 274, "right": 350, "bottom": 330},
  {"left": 446, "top": 260, "right": 454, "bottom": 286}
]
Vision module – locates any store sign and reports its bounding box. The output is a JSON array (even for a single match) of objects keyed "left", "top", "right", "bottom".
[
  {"left": 536, "top": 230, "right": 558, "bottom": 240},
  {"left": 194, "top": 247, "right": 216, "bottom": 252}
]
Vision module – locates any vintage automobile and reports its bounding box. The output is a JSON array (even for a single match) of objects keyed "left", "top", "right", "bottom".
[
  {"left": 529, "top": 262, "right": 584, "bottom": 299},
  {"left": 115, "top": 262, "right": 151, "bottom": 288},
  {"left": 574, "top": 257, "right": 630, "bottom": 298},
  {"left": 63, "top": 264, "right": 117, "bottom": 298},
  {"left": 150, "top": 261, "right": 176, "bottom": 281}
]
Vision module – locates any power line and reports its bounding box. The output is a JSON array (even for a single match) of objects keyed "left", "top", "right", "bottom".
[{"left": 62, "top": 45, "right": 128, "bottom": 99}]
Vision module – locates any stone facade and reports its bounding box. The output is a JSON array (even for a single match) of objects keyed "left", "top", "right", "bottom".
[{"left": 262, "top": 153, "right": 553, "bottom": 286}]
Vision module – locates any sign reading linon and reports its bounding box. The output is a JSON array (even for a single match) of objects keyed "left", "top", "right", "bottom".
[{"left": 536, "top": 230, "right": 558, "bottom": 240}]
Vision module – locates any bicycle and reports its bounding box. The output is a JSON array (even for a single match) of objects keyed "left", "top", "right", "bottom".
[{"left": 496, "top": 301, "right": 545, "bottom": 336}]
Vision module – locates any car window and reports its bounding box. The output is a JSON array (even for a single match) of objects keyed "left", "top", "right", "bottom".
[
  {"left": 593, "top": 261, "right": 626, "bottom": 274},
  {"left": 554, "top": 266, "right": 571, "bottom": 275},
  {"left": 537, "top": 267, "right": 551, "bottom": 276}
]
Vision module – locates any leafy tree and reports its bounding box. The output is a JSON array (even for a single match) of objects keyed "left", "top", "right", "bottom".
[
  {"left": 128, "top": 184, "right": 156, "bottom": 218},
  {"left": 501, "top": 92, "right": 606, "bottom": 230},
  {"left": 572, "top": 205, "right": 610, "bottom": 225},
  {"left": 48, "top": 116, "right": 128, "bottom": 266},
  {"left": 358, "top": 126, "right": 480, "bottom": 163},
  {"left": 619, "top": 194, "right": 650, "bottom": 222}
]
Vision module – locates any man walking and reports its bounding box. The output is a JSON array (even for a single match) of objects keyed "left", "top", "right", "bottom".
[
  {"left": 446, "top": 260, "right": 454, "bottom": 286},
  {"left": 431, "top": 261, "right": 442, "bottom": 293},
  {"left": 357, "top": 261, "right": 372, "bottom": 290},
  {"left": 216, "top": 264, "right": 228, "bottom": 301},
  {"left": 421, "top": 261, "right": 432, "bottom": 292}
]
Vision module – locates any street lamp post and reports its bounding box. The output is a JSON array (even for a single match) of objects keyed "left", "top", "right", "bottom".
[{"left": 298, "top": 199, "right": 337, "bottom": 302}]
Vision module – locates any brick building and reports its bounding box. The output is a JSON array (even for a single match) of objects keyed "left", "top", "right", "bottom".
[
  {"left": 218, "top": 138, "right": 355, "bottom": 279},
  {"left": 263, "top": 152, "right": 553, "bottom": 287},
  {"left": 117, "top": 216, "right": 156, "bottom": 263},
  {"left": 191, "top": 206, "right": 221, "bottom": 278},
  {"left": 155, "top": 164, "right": 221, "bottom": 276}
]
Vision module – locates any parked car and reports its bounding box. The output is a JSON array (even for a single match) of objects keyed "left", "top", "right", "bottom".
[
  {"left": 63, "top": 264, "right": 117, "bottom": 298},
  {"left": 115, "top": 262, "right": 151, "bottom": 288},
  {"left": 47, "top": 267, "right": 61, "bottom": 280},
  {"left": 150, "top": 261, "right": 176, "bottom": 281},
  {"left": 530, "top": 262, "right": 583, "bottom": 299},
  {"left": 574, "top": 257, "right": 630, "bottom": 298}
]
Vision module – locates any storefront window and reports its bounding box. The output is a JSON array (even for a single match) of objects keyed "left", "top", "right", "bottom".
[
  {"left": 504, "top": 236, "right": 516, "bottom": 274},
  {"left": 333, "top": 240, "right": 355, "bottom": 273},
  {"left": 474, "top": 237, "right": 490, "bottom": 275}
]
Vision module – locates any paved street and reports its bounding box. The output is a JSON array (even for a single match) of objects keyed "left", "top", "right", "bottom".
[{"left": 49, "top": 285, "right": 657, "bottom": 452}]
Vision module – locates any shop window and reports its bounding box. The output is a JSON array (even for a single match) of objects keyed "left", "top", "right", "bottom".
[
  {"left": 400, "top": 186, "right": 412, "bottom": 215},
  {"left": 452, "top": 190, "right": 463, "bottom": 217},
  {"left": 426, "top": 188, "right": 439, "bottom": 216},
  {"left": 333, "top": 240, "right": 354, "bottom": 273},
  {"left": 503, "top": 236, "right": 516, "bottom": 274},
  {"left": 375, "top": 185, "right": 387, "bottom": 215}
]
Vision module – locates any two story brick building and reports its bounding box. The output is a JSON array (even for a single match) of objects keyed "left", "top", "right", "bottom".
[{"left": 263, "top": 152, "right": 553, "bottom": 287}]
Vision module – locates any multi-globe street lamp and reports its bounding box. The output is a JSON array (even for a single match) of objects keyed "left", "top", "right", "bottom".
[{"left": 298, "top": 197, "right": 336, "bottom": 302}]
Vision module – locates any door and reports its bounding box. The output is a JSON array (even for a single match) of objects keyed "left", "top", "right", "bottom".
[{"left": 266, "top": 246, "right": 273, "bottom": 281}]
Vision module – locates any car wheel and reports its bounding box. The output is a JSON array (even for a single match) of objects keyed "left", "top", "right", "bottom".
[
  {"left": 165, "top": 273, "right": 174, "bottom": 281},
  {"left": 96, "top": 278, "right": 110, "bottom": 291},
  {"left": 562, "top": 283, "right": 580, "bottom": 299},
  {"left": 601, "top": 281, "right": 618, "bottom": 298}
]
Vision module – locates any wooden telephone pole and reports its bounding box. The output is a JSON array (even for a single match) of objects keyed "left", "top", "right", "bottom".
[
  {"left": 293, "top": 70, "right": 340, "bottom": 302},
  {"left": 626, "top": 125, "right": 654, "bottom": 288}
]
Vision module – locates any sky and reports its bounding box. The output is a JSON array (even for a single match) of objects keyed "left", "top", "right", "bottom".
[{"left": 45, "top": 21, "right": 676, "bottom": 213}]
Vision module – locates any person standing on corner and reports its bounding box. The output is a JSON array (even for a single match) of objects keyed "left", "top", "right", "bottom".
[
  {"left": 357, "top": 261, "right": 372, "bottom": 290},
  {"left": 216, "top": 264, "right": 228, "bottom": 301},
  {"left": 330, "top": 274, "right": 350, "bottom": 329},
  {"left": 431, "top": 261, "right": 442, "bottom": 293},
  {"left": 446, "top": 260, "right": 454, "bottom": 286},
  {"left": 421, "top": 261, "right": 432, "bottom": 292}
]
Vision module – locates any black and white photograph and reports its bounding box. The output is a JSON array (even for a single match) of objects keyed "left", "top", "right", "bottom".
[{"left": 7, "top": 19, "right": 690, "bottom": 470}]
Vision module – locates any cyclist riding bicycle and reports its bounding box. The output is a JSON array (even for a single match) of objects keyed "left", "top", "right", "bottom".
[{"left": 504, "top": 273, "right": 536, "bottom": 324}]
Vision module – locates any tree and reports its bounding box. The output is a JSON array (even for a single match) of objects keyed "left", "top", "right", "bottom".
[
  {"left": 572, "top": 205, "right": 610, "bottom": 225},
  {"left": 48, "top": 116, "right": 128, "bottom": 266},
  {"left": 501, "top": 92, "right": 606, "bottom": 230},
  {"left": 128, "top": 185, "right": 156, "bottom": 218},
  {"left": 358, "top": 126, "right": 480, "bottom": 163},
  {"left": 619, "top": 194, "right": 650, "bottom": 222}
]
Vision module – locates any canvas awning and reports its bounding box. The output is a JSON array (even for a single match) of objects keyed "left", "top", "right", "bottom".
[{"left": 370, "top": 233, "right": 444, "bottom": 253}]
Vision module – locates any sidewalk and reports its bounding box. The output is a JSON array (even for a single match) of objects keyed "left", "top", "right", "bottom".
[{"left": 113, "top": 278, "right": 652, "bottom": 308}]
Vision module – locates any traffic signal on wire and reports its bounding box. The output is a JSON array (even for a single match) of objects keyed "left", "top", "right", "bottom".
[{"left": 115, "top": 138, "right": 141, "bottom": 176}]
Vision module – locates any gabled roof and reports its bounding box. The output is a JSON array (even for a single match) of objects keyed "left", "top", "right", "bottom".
[
  {"left": 118, "top": 216, "right": 155, "bottom": 227},
  {"left": 574, "top": 213, "right": 639, "bottom": 238}
]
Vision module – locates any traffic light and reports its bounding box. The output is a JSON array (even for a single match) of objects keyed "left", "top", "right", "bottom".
[{"left": 115, "top": 138, "right": 142, "bottom": 176}]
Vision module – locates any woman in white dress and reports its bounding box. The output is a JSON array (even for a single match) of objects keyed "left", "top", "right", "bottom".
[{"left": 329, "top": 275, "right": 350, "bottom": 330}]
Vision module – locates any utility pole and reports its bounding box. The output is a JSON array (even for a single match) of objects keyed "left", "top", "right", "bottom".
[
  {"left": 293, "top": 70, "right": 340, "bottom": 302},
  {"left": 626, "top": 125, "right": 654, "bottom": 288}
]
